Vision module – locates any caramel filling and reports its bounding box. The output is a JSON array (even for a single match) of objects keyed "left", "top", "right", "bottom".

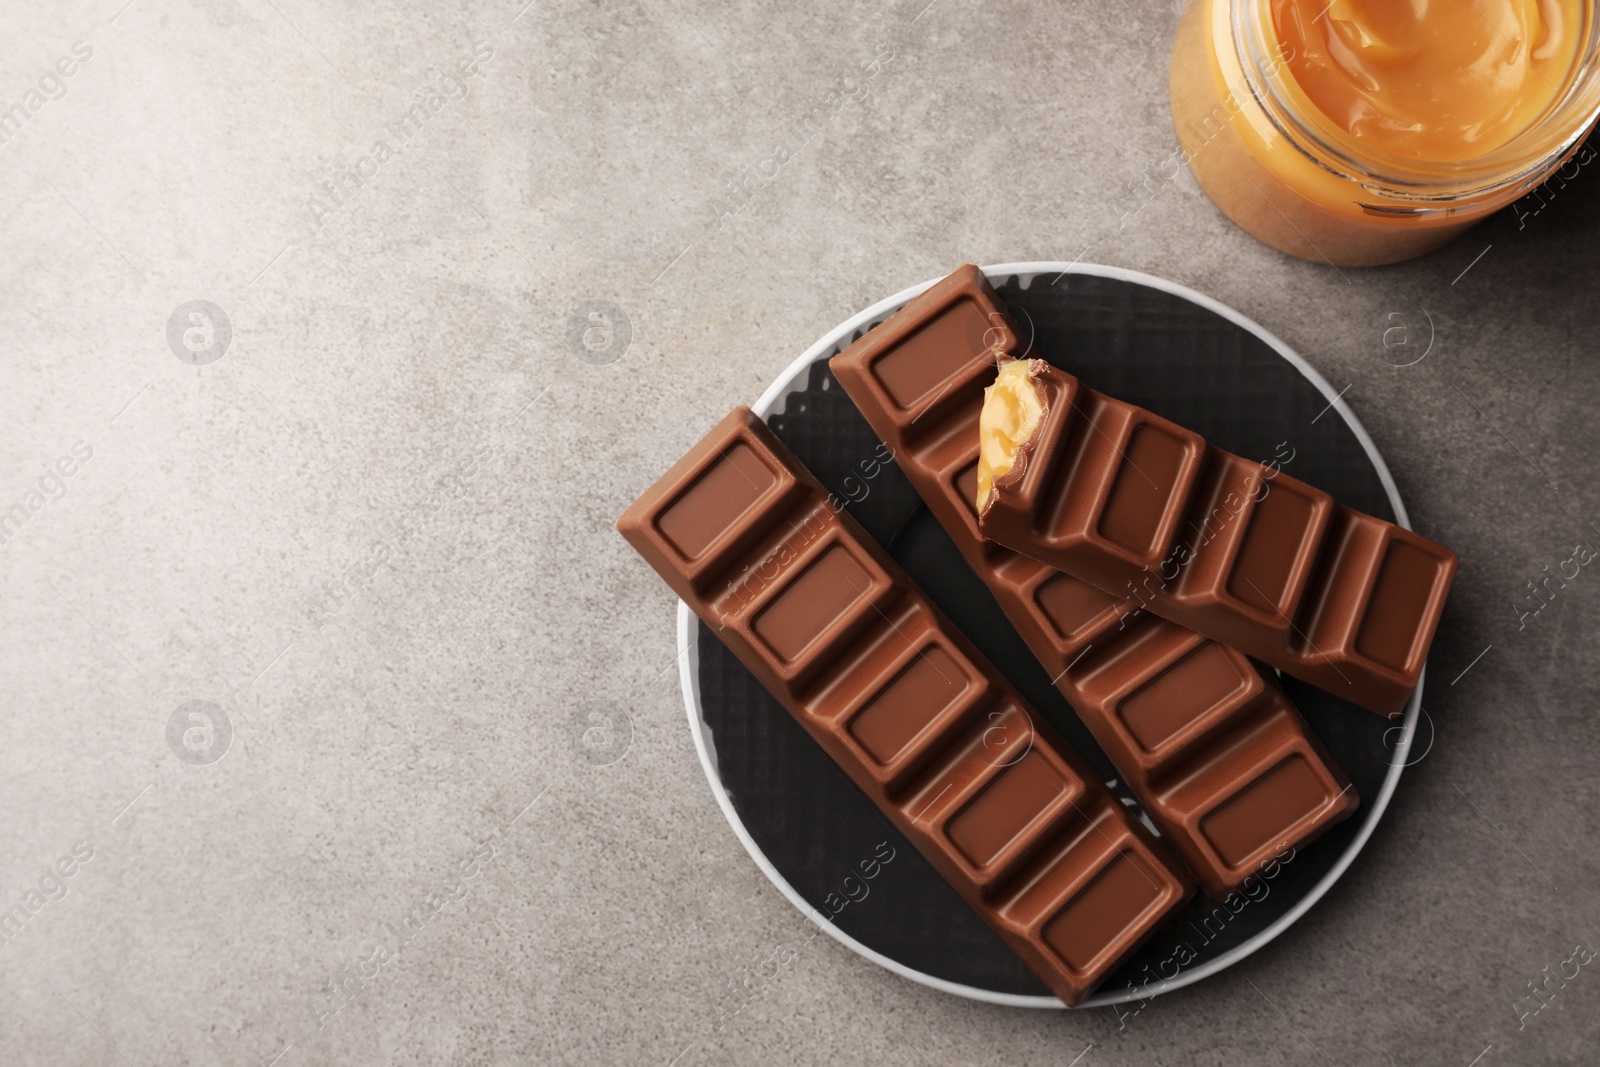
[{"left": 976, "top": 359, "right": 1045, "bottom": 513}]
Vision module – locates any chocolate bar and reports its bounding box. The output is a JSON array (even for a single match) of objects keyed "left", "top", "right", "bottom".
[
  {"left": 617, "top": 408, "right": 1194, "bottom": 1005},
  {"left": 831, "top": 264, "right": 1358, "bottom": 899},
  {"left": 975, "top": 356, "right": 1456, "bottom": 718}
]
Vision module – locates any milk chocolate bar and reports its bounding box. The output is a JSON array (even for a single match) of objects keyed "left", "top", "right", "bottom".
[
  {"left": 831, "top": 265, "right": 1357, "bottom": 898},
  {"left": 618, "top": 408, "right": 1193, "bottom": 1005},
  {"left": 976, "top": 355, "right": 1456, "bottom": 718}
]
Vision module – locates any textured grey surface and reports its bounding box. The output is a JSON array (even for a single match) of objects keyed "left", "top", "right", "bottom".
[{"left": 1, "top": 0, "right": 1597, "bottom": 1064}]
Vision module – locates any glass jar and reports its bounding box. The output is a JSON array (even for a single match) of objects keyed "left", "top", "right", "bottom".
[{"left": 1169, "top": 0, "right": 1600, "bottom": 266}]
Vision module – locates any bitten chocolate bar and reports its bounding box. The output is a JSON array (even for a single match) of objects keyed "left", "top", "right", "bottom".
[
  {"left": 831, "top": 264, "right": 1357, "bottom": 899},
  {"left": 976, "top": 354, "right": 1456, "bottom": 718},
  {"left": 618, "top": 408, "right": 1193, "bottom": 1005}
]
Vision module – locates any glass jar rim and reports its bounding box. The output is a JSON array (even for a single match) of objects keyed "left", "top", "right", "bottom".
[{"left": 1232, "top": 0, "right": 1600, "bottom": 204}]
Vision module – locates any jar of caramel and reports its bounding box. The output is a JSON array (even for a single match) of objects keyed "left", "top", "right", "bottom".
[{"left": 1170, "top": 0, "right": 1600, "bottom": 266}]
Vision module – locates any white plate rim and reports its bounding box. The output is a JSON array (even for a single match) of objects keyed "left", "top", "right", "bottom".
[{"left": 676, "top": 262, "right": 1423, "bottom": 1009}]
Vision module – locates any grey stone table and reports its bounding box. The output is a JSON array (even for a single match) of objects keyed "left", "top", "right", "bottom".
[{"left": 1, "top": 0, "right": 1595, "bottom": 1063}]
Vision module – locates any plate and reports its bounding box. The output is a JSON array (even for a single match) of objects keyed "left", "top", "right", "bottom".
[{"left": 679, "top": 264, "right": 1425, "bottom": 1008}]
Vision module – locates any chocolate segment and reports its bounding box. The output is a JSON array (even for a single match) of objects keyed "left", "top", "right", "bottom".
[
  {"left": 831, "top": 264, "right": 1357, "bottom": 899},
  {"left": 618, "top": 408, "right": 1194, "bottom": 1005},
  {"left": 979, "top": 358, "right": 1456, "bottom": 717}
]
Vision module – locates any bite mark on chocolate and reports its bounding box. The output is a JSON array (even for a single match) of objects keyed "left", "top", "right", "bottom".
[{"left": 976, "top": 358, "right": 1046, "bottom": 514}]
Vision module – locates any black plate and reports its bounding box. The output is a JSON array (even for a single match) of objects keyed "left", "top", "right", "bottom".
[{"left": 684, "top": 265, "right": 1419, "bottom": 1007}]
